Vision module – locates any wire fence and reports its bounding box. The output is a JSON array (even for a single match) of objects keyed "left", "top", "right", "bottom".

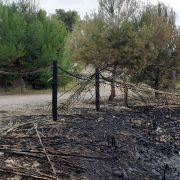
[
  {"left": 0, "top": 66, "right": 52, "bottom": 75},
  {"left": 0, "top": 62, "right": 180, "bottom": 117},
  {"left": 55, "top": 65, "right": 180, "bottom": 116}
]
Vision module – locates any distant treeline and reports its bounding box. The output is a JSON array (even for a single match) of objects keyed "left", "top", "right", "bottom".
[
  {"left": 66, "top": 0, "right": 180, "bottom": 98},
  {"left": 0, "top": 0, "right": 80, "bottom": 93},
  {"left": 0, "top": 0, "right": 179, "bottom": 95}
]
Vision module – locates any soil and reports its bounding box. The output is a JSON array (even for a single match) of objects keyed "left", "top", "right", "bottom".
[
  {"left": 0, "top": 85, "right": 122, "bottom": 112},
  {"left": 0, "top": 101, "right": 179, "bottom": 180}
]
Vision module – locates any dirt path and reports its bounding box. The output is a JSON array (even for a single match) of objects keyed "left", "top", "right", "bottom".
[
  {"left": 0, "top": 93, "right": 71, "bottom": 111},
  {"left": 0, "top": 93, "right": 72, "bottom": 118},
  {"left": 0, "top": 85, "right": 124, "bottom": 112}
]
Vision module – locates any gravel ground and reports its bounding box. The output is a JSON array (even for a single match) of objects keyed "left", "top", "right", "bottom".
[
  {"left": 0, "top": 85, "right": 124, "bottom": 112},
  {"left": 0, "top": 93, "right": 64, "bottom": 111}
]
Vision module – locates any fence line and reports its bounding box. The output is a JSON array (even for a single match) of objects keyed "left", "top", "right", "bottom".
[
  {"left": 58, "top": 66, "right": 89, "bottom": 81},
  {"left": 1, "top": 62, "right": 179, "bottom": 117},
  {"left": 0, "top": 66, "right": 52, "bottom": 75}
]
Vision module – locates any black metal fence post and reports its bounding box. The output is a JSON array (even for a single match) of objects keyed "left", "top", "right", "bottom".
[
  {"left": 52, "top": 60, "right": 58, "bottom": 121},
  {"left": 95, "top": 68, "right": 100, "bottom": 111}
]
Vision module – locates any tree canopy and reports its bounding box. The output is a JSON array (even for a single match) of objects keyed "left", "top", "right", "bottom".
[
  {"left": 132, "top": 3, "right": 177, "bottom": 89},
  {"left": 66, "top": 0, "right": 146, "bottom": 71},
  {"left": 0, "top": 0, "right": 69, "bottom": 91},
  {"left": 54, "top": 9, "right": 80, "bottom": 32},
  {"left": 0, "top": 0, "right": 179, "bottom": 94},
  {"left": 65, "top": 0, "right": 180, "bottom": 102}
]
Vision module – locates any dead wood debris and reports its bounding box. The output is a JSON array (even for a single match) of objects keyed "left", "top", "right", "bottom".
[
  {"left": 34, "top": 124, "right": 58, "bottom": 179},
  {"left": 0, "top": 100, "right": 179, "bottom": 179}
]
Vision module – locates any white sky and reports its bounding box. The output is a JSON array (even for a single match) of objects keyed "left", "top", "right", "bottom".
[
  {"left": 38, "top": 0, "right": 98, "bottom": 17},
  {"left": 38, "top": 0, "right": 180, "bottom": 26},
  {"left": 149, "top": 0, "right": 180, "bottom": 26},
  {"left": 3, "top": 1, "right": 180, "bottom": 24}
]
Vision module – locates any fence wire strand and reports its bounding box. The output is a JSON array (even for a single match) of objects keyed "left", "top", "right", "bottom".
[{"left": 0, "top": 66, "right": 52, "bottom": 75}]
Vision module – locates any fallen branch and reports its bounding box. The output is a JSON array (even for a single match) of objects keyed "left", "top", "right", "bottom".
[
  {"left": 1, "top": 122, "right": 31, "bottom": 136},
  {"left": 34, "top": 124, "right": 59, "bottom": 180},
  {"left": 0, "top": 147, "right": 115, "bottom": 160}
]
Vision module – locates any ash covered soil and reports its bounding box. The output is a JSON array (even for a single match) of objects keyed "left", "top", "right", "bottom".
[{"left": 0, "top": 103, "right": 179, "bottom": 180}]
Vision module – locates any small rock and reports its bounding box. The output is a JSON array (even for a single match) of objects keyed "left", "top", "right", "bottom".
[
  {"left": 120, "top": 149, "right": 129, "bottom": 154},
  {"left": 32, "top": 161, "right": 41, "bottom": 168},
  {"left": 159, "top": 135, "right": 172, "bottom": 142},
  {"left": 0, "top": 152, "right": 4, "bottom": 156},
  {"left": 113, "top": 168, "right": 128, "bottom": 179},
  {"left": 136, "top": 152, "right": 141, "bottom": 160},
  {"left": 23, "top": 163, "right": 29, "bottom": 168},
  {"left": 97, "top": 117, "right": 104, "bottom": 122},
  {"left": 5, "top": 159, "right": 16, "bottom": 168},
  {"left": 121, "top": 106, "right": 131, "bottom": 110},
  {"left": 133, "top": 119, "right": 144, "bottom": 125},
  {"left": 156, "top": 127, "right": 163, "bottom": 133},
  {"left": 147, "top": 122, "right": 151, "bottom": 126},
  {"left": 128, "top": 168, "right": 133, "bottom": 173},
  {"left": 151, "top": 168, "right": 160, "bottom": 176},
  {"left": 113, "top": 168, "right": 122, "bottom": 177}
]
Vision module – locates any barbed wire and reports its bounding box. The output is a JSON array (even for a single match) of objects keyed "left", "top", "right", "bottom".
[
  {"left": 99, "top": 72, "right": 180, "bottom": 97},
  {"left": 58, "top": 66, "right": 89, "bottom": 81},
  {"left": 1, "top": 63, "right": 178, "bottom": 110},
  {"left": 0, "top": 66, "right": 52, "bottom": 75},
  {"left": 56, "top": 66, "right": 180, "bottom": 111}
]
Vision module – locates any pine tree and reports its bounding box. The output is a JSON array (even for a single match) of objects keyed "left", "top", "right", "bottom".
[{"left": 0, "top": 0, "right": 67, "bottom": 93}]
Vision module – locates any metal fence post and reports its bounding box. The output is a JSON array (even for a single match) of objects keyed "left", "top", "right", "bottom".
[
  {"left": 52, "top": 60, "right": 58, "bottom": 121},
  {"left": 95, "top": 68, "right": 100, "bottom": 111}
]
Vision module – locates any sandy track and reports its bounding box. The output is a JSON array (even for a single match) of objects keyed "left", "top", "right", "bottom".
[
  {"left": 0, "top": 93, "right": 71, "bottom": 112},
  {"left": 0, "top": 86, "right": 123, "bottom": 112}
]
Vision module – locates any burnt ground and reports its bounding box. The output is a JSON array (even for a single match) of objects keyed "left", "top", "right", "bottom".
[{"left": 0, "top": 103, "right": 179, "bottom": 180}]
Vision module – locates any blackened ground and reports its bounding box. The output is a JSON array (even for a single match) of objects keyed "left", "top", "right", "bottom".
[{"left": 0, "top": 104, "right": 179, "bottom": 180}]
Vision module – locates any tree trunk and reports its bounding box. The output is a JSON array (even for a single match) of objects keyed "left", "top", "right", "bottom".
[
  {"left": 172, "top": 70, "right": 176, "bottom": 91},
  {"left": 10, "top": 80, "right": 18, "bottom": 88},
  {"left": 123, "top": 73, "right": 129, "bottom": 106},
  {"left": 109, "top": 65, "right": 117, "bottom": 101},
  {"left": 154, "top": 66, "right": 160, "bottom": 98},
  {"left": 19, "top": 73, "right": 26, "bottom": 94},
  {"left": 124, "top": 85, "right": 128, "bottom": 107}
]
